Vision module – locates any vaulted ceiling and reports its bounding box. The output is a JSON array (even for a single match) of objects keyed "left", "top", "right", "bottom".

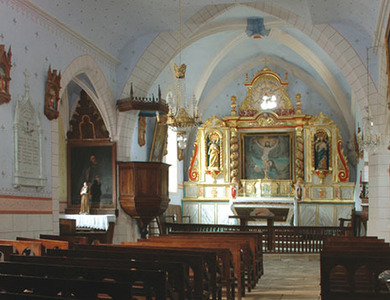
[
  {"left": 29, "top": 0, "right": 386, "bottom": 142},
  {"left": 29, "top": 0, "right": 381, "bottom": 58}
]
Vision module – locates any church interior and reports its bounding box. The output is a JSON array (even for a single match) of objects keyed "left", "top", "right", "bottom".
[{"left": 0, "top": 0, "right": 390, "bottom": 299}]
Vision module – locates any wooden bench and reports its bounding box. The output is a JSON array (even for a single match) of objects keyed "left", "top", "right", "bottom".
[
  {"left": 136, "top": 235, "right": 253, "bottom": 299},
  {"left": 40, "top": 234, "right": 88, "bottom": 245},
  {"left": 9, "top": 254, "right": 186, "bottom": 300},
  {"left": 321, "top": 236, "right": 390, "bottom": 300},
  {"left": 16, "top": 237, "right": 69, "bottom": 252},
  {"left": 47, "top": 245, "right": 211, "bottom": 300},
  {"left": 122, "top": 241, "right": 233, "bottom": 300},
  {"left": 167, "top": 231, "right": 263, "bottom": 283},
  {"left": 0, "top": 291, "right": 78, "bottom": 299},
  {"left": 0, "top": 245, "right": 14, "bottom": 261},
  {"left": 0, "top": 239, "right": 42, "bottom": 256},
  {"left": 0, "top": 272, "right": 132, "bottom": 299},
  {"left": 0, "top": 260, "right": 166, "bottom": 299}
]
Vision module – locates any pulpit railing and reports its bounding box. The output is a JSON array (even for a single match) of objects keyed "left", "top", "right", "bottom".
[{"left": 165, "top": 222, "right": 351, "bottom": 253}]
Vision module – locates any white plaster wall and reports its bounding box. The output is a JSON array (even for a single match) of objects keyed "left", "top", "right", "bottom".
[
  {"left": 366, "top": 29, "right": 390, "bottom": 240},
  {"left": 0, "top": 1, "right": 141, "bottom": 242}
]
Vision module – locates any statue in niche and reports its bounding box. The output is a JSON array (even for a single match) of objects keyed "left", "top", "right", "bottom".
[
  {"left": 314, "top": 131, "right": 329, "bottom": 170},
  {"left": 207, "top": 134, "right": 220, "bottom": 171},
  {"left": 48, "top": 88, "right": 56, "bottom": 110},
  {"left": 44, "top": 66, "right": 61, "bottom": 120}
]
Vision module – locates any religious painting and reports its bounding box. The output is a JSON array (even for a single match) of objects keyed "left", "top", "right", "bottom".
[
  {"left": 0, "top": 44, "right": 12, "bottom": 105},
  {"left": 242, "top": 133, "right": 293, "bottom": 180},
  {"left": 149, "top": 118, "right": 168, "bottom": 162},
  {"left": 313, "top": 130, "right": 330, "bottom": 170},
  {"left": 138, "top": 116, "right": 146, "bottom": 147},
  {"left": 67, "top": 141, "right": 116, "bottom": 211},
  {"left": 44, "top": 66, "right": 61, "bottom": 120}
]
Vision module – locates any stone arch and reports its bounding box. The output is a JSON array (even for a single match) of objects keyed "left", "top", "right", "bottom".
[
  {"left": 59, "top": 55, "right": 116, "bottom": 139},
  {"left": 116, "top": 110, "right": 138, "bottom": 161}
]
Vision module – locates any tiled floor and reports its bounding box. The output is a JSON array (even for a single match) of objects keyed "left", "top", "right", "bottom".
[{"left": 244, "top": 254, "right": 321, "bottom": 300}]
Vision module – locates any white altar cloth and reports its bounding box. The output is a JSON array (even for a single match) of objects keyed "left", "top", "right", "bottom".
[{"left": 60, "top": 214, "right": 116, "bottom": 230}]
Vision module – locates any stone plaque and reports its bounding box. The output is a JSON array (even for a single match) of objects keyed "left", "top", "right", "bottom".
[{"left": 13, "top": 71, "right": 46, "bottom": 188}]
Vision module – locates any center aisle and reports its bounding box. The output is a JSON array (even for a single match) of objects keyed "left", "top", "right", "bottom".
[{"left": 245, "top": 254, "right": 321, "bottom": 300}]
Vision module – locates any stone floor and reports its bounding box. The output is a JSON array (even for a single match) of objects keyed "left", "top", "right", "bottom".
[{"left": 243, "top": 254, "right": 321, "bottom": 300}]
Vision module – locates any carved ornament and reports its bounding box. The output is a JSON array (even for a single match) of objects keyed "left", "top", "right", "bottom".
[
  {"left": 44, "top": 66, "right": 61, "bottom": 120},
  {"left": 67, "top": 90, "right": 109, "bottom": 140},
  {"left": 0, "top": 45, "right": 12, "bottom": 105},
  {"left": 239, "top": 66, "right": 294, "bottom": 117}
]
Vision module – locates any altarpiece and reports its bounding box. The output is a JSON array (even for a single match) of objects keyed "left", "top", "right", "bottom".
[{"left": 183, "top": 66, "right": 354, "bottom": 226}]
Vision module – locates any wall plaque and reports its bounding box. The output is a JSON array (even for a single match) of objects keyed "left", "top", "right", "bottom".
[{"left": 13, "top": 71, "right": 46, "bottom": 188}]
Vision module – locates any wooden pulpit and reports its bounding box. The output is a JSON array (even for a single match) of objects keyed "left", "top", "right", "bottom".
[{"left": 118, "top": 161, "right": 170, "bottom": 238}]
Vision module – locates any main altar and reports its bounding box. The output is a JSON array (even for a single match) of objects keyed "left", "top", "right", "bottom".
[{"left": 183, "top": 65, "right": 355, "bottom": 226}]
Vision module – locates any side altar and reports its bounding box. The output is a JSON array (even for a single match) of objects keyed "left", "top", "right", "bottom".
[{"left": 183, "top": 66, "right": 354, "bottom": 226}]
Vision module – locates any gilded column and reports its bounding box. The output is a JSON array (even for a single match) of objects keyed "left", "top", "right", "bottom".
[
  {"left": 230, "top": 129, "right": 239, "bottom": 184},
  {"left": 295, "top": 127, "right": 304, "bottom": 183}
]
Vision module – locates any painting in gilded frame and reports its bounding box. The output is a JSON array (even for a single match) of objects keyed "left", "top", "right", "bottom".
[
  {"left": 242, "top": 133, "right": 293, "bottom": 180},
  {"left": 149, "top": 118, "right": 168, "bottom": 162},
  {"left": 67, "top": 141, "right": 116, "bottom": 209}
]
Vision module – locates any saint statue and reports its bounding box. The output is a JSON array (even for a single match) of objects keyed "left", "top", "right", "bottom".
[
  {"left": 79, "top": 182, "right": 90, "bottom": 214},
  {"left": 314, "top": 133, "right": 329, "bottom": 170},
  {"left": 208, "top": 140, "right": 220, "bottom": 171}
]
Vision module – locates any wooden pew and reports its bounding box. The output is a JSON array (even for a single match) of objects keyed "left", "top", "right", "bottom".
[
  {"left": 10, "top": 254, "right": 186, "bottom": 300},
  {"left": 0, "top": 273, "right": 132, "bottom": 299},
  {"left": 0, "top": 245, "right": 13, "bottom": 261},
  {"left": 321, "top": 236, "right": 390, "bottom": 300},
  {"left": 0, "top": 260, "right": 166, "bottom": 300},
  {"left": 40, "top": 234, "right": 88, "bottom": 245},
  {"left": 165, "top": 231, "right": 263, "bottom": 284},
  {"left": 0, "top": 239, "right": 42, "bottom": 256},
  {"left": 0, "top": 291, "right": 76, "bottom": 299},
  {"left": 134, "top": 235, "right": 252, "bottom": 299},
  {"left": 47, "top": 246, "right": 211, "bottom": 300},
  {"left": 122, "top": 241, "right": 234, "bottom": 300},
  {"left": 16, "top": 237, "right": 69, "bottom": 252}
]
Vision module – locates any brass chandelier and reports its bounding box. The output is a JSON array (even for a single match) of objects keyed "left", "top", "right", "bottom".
[
  {"left": 165, "top": 0, "right": 202, "bottom": 150},
  {"left": 357, "top": 47, "right": 381, "bottom": 154}
]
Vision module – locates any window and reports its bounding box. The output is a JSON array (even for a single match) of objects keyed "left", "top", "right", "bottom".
[{"left": 165, "top": 127, "right": 178, "bottom": 193}]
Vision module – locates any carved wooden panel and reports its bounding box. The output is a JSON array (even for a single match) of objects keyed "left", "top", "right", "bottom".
[
  {"left": 44, "top": 66, "right": 61, "bottom": 120},
  {"left": 118, "top": 161, "right": 170, "bottom": 237},
  {"left": 67, "top": 90, "right": 109, "bottom": 140},
  {"left": 0, "top": 45, "right": 12, "bottom": 105}
]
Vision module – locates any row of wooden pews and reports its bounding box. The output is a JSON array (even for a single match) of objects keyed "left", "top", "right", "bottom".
[
  {"left": 126, "top": 232, "right": 264, "bottom": 300},
  {"left": 50, "top": 244, "right": 214, "bottom": 299},
  {"left": 0, "top": 238, "right": 171, "bottom": 299},
  {"left": 0, "top": 237, "right": 217, "bottom": 299},
  {"left": 0, "top": 232, "right": 264, "bottom": 299},
  {"left": 321, "top": 235, "right": 390, "bottom": 300}
]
